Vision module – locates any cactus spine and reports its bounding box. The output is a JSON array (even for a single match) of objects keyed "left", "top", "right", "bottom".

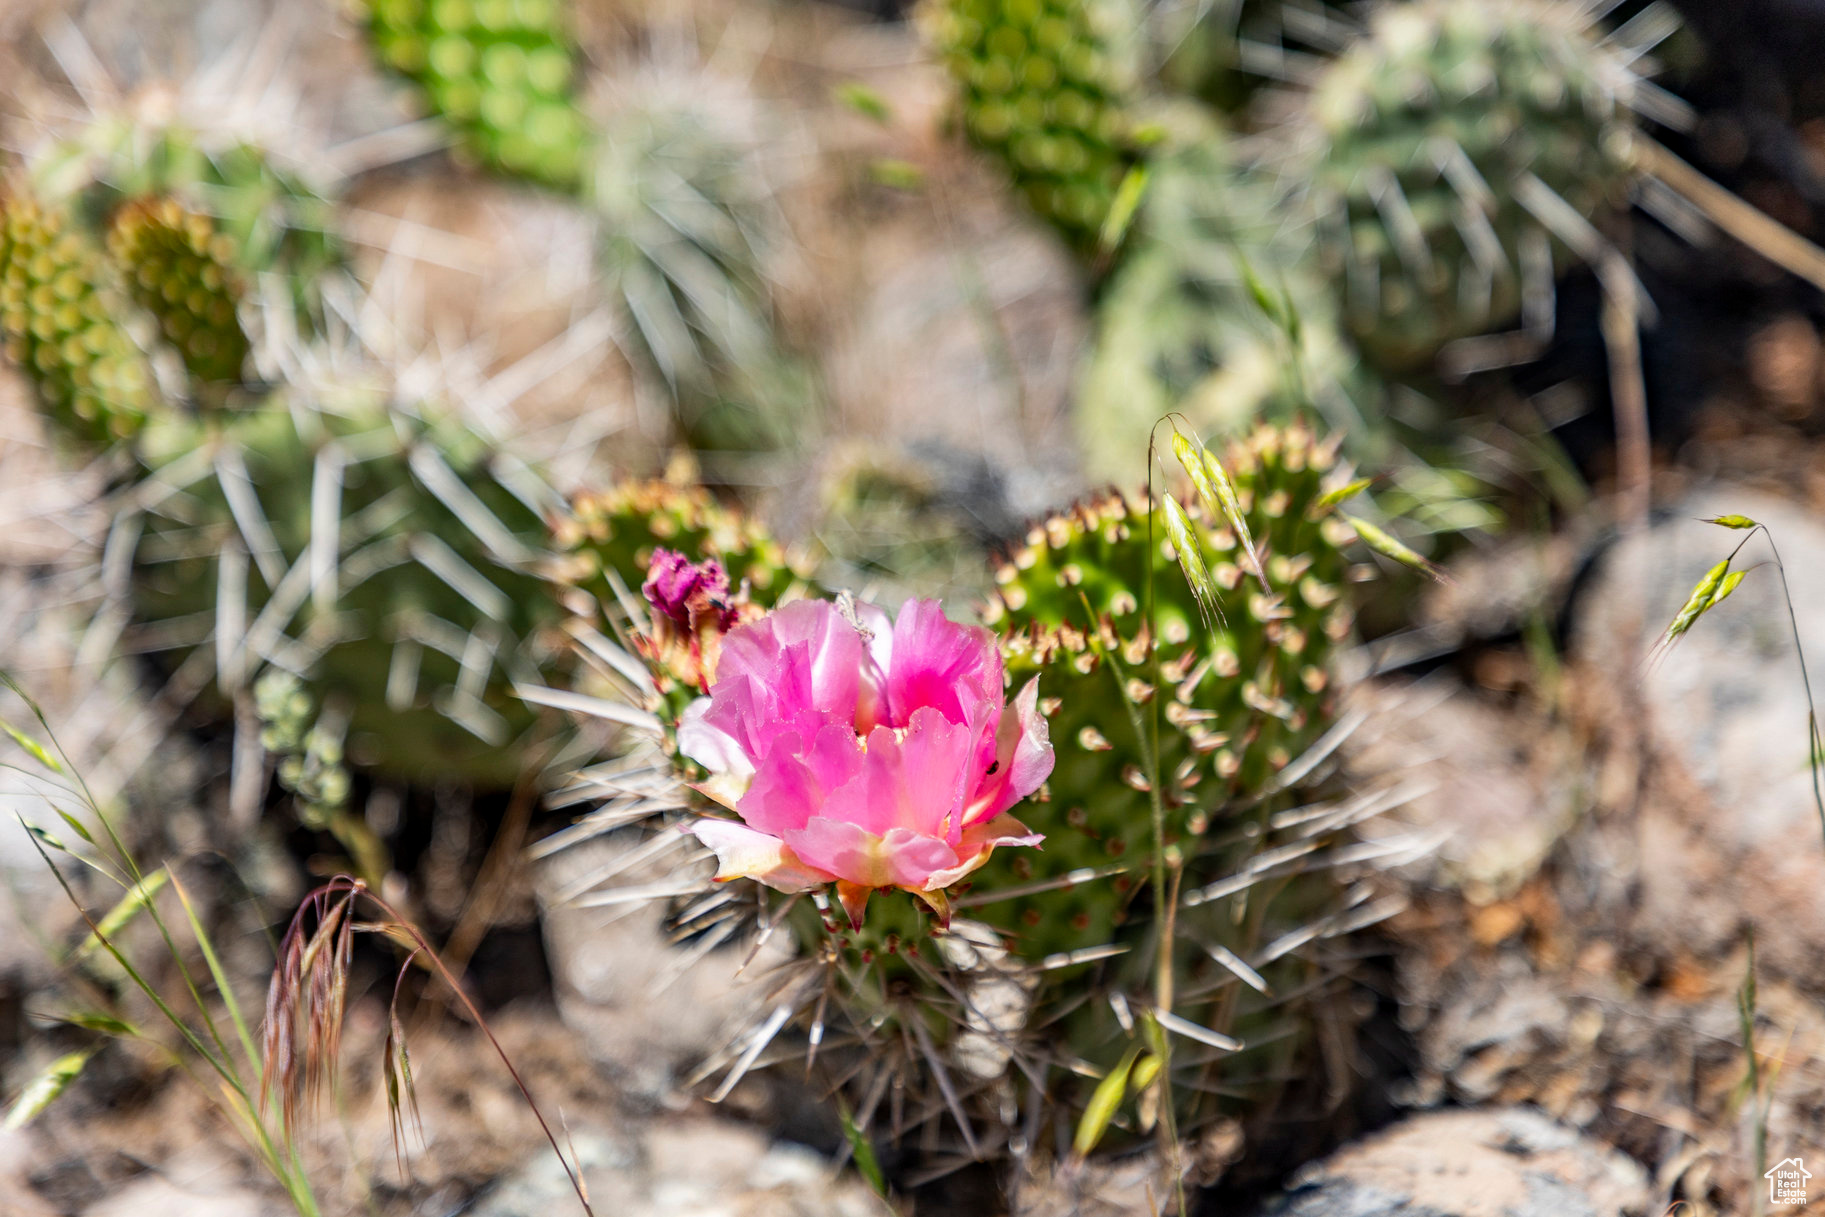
[{"left": 129, "top": 395, "right": 564, "bottom": 791}]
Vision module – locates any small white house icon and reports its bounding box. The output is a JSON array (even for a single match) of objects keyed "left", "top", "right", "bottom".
[{"left": 1766, "top": 1158, "right": 1812, "bottom": 1205}]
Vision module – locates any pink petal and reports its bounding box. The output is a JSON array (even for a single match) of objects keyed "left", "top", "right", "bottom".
[
  {"left": 882, "top": 599, "right": 1003, "bottom": 729},
  {"left": 853, "top": 600, "right": 894, "bottom": 733},
  {"left": 716, "top": 600, "right": 864, "bottom": 726},
  {"left": 736, "top": 724, "right": 865, "bottom": 836},
  {"left": 783, "top": 816, "right": 962, "bottom": 890},
  {"left": 919, "top": 813, "right": 1044, "bottom": 890},
  {"left": 677, "top": 698, "right": 755, "bottom": 809},
  {"left": 677, "top": 698, "right": 754, "bottom": 778},
  {"left": 691, "top": 819, "right": 832, "bottom": 892},
  {"left": 818, "top": 708, "right": 974, "bottom": 840},
  {"left": 964, "top": 676, "right": 1055, "bottom": 826}
]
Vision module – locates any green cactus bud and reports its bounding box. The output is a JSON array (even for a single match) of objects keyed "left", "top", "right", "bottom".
[
  {"left": 0, "top": 192, "right": 153, "bottom": 446},
  {"left": 548, "top": 478, "right": 803, "bottom": 625},
  {"left": 359, "top": 0, "right": 591, "bottom": 190},
  {"left": 932, "top": 0, "right": 1142, "bottom": 251},
  {"left": 32, "top": 125, "right": 345, "bottom": 340},
  {"left": 107, "top": 196, "right": 250, "bottom": 389}
]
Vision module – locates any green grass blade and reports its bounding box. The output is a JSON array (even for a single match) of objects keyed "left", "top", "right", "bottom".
[
  {"left": 4, "top": 1047, "right": 98, "bottom": 1130},
  {"left": 72, "top": 868, "right": 170, "bottom": 962},
  {"left": 1073, "top": 1045, "right": 1141, "bottom": 1158},
  {"left": 170, "top": 874, "right": 261, "bottom": 1074}
]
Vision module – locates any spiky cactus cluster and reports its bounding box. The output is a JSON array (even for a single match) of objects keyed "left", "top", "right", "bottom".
[
  {"left": 362, "top": 0, "right": 591, "bottom": 190},
  {"left": 107, "top": 197, "right": 249, "bottom": 388},
  {"left": 129, "top": 395, "right": 564, "bottom": 791},
  {"left": 589, "top": 88, "right": 815, "bottom": 469},
  {"left": 972, "top": 422, "right": 1355, "bottom": 950},
  {"left": 705, "top": 422, "right": 1374, "bottom": 1152},
  {"left": 0, "top": 193, "right": 154, "bottom": 445},
  {"left": 1297, "top": 0, "right": 1636, "bottom": 370},
  {"left": 931, "top": 0, "right": 1142, "bottom": 249}
]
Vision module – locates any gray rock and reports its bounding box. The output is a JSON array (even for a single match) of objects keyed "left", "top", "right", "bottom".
[
  {"left": 467, "top": 1118, "right": 887, "bottom": 1217},
  {"left": 534, "top": 828, "right": 794, "bottom": 1101},
  {"left": 1569, "top": 488, "right": 1825, "bottom": 981},
  {"left": 1345, "top": 675, "right": 1581, "bottom": 902},
  {"left": 1256, "top": 1108, "right": 1650, "bottom": 1217}
]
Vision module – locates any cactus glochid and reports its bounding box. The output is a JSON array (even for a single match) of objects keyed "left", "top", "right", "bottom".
[
  {"left": 0, "top": 192, "right": 154, "bottom": 445},
  {"left": 1296, "top": 0, "right": 1639, "bottom": 370}
]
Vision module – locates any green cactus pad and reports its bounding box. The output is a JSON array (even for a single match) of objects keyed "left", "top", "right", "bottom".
[
  {"left": 107, "top": 196, "right": 250, "bottom": 389},
  {"left": 1300, "top": 0, "right": 1637, "bottom": 370},
  {"left": 363, "top": 0, "right": 592, "bottom": 191},
  {"left": 130, "top": 397, "right": 563, "bottom": 790},
  {"left": 931, "top": 0, "right": 1143, "bottom": 250},
  {"left": 0, "top": 192, "right": 154, "bottom": 446},
  {"left": 971, "top": 423, "right": 1356, "bottom": 956}
]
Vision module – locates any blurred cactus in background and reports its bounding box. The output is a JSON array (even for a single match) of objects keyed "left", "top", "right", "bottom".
[
  {"left": 361, "top": 0, "right": 592, "bottom": 190},
  {"left": 128, "top": 391, "right": 565, "bottom": 792},
  {"left": 31, "top": 123, "right": 347, "bottom": 345},
  {"left": 106, "top": 196, "right": 250, "bottom": 390},
  {"left": 1076, "top": 126, "right": 1333, "bottom": 471},
  {"left": 0, "top": 190, "right": 155, "bottom": 446},
  {"left": 929, "top": 0, "right": 1146, "bottom": 252},
  {"left": 811, "top": 445, "right": 997, "bottom": 606},
  {"left": 588, "top": 81, "right": 815, "bottom": 481},
  {"left": 1286, "top": 0, "right": 1639, "bottom": 372}
]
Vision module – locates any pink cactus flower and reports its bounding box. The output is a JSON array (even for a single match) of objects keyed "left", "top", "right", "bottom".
[{"left": 680, "top": 597, "right": 1052, "bottom": 928}]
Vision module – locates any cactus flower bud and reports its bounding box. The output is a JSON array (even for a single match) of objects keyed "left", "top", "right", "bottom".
[{"left": 638, "top": 548, "right": 755, "bottom": 692}]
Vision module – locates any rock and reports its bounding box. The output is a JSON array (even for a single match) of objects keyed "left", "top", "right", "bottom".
[
  {"left": 534, "top": 829, "right": 794, "bottom": 1101},
  {"left": 1568, "top": 487, "right": 1825, "bottom": 982},
  {"left": 1011, "top": 1150, "right": 1179, "bottom": 1217},
  {"left": 1345, "top": 675, "right": 1580, "bottom": 901},
  {"left": 468, "top": 1118, "right": 886, "bottom": 1217},
  {"left": 1255, "top": 1108, "right": 1651, "bottom": 1217}
]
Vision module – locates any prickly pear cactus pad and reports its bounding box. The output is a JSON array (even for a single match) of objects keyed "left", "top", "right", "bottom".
[
  {"left": 107, "top": 197, "right": 250, "bottom": 389},
  {"left": 966, "top": 423, "right": 1356, "bottom": 972},
  {"left": 361, "top": 0, "right": 592, "bottom": 191},
  {"left": 930, "top": 0, "right": 1143, "bottom": 251},
  {"left": 1293, "top": 0, "right": 1638, "bottom": 371},
  {"left": 0, "top": 191, "right": 154, "bottom": 446},
  {"left": 128, "top": 396, "right": 564, "bottom": 790}
]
